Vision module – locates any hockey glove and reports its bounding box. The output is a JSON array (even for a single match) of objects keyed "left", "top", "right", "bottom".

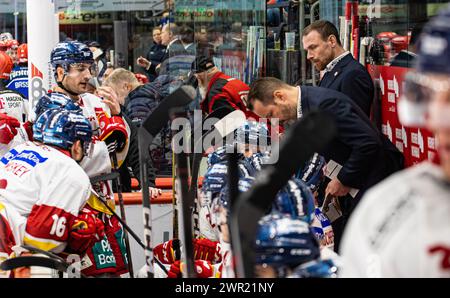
[
  {"left": 167, "top": 260, "right": 182, "bottom": 278},
  {"left": 95, "top": 108, "right": 128, "bottom": 152},
  {"left": 153, "top": 239, "right": 181, "bottom": 264},
  {"left": 68, "top": 208, "right": 105, "bottom": 254},
  {"left": 193, "top": 238, "right": 222, "bottom": 263},
  {"left": 0, "top": 113, "right": 20, "bottom": 144},
  {"left": 194, "top": 260, "right": 215, "bottom": 278}
]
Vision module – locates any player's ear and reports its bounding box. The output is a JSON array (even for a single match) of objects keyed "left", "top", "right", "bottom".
[
  {"left": 56, "top": 66, "right": 65, "bottom": 82},
  {"left": 71, "top": 140, "right": 84, "bottom": 161},
  {"left": 273, "top": 89, "right": 285, "bottom": 103}
]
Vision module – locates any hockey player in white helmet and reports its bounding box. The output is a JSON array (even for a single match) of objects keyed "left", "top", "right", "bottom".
[
  {"left": 340, "top": 5, "right": 450, "bottom": 278},
  {"left": 35, "top": 41, "right": 131, "bottom": 277},
  {"left": 0, "top": 109, "right": 104, "bottom": 278}
]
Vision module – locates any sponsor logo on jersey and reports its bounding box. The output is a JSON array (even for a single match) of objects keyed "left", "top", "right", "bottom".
[
  {"left": 1, "top": 149, "right": 48, "bottom": 167},
  {"left": 92, "top": 236, "right": 117, "bottom": 269},
  {"left": 9, "top": 67, "right": 28, "bottom": 80},
  {"left": 0, "top": 95, "right": 23, "bottom": 109},
  {"left": 6, "top": 73, "right": 29, "bottom": 99}
]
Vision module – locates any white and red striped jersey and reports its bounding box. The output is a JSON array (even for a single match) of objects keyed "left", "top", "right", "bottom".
[{"left": 0, "top": 141, "right": 91, "bottom": 253}]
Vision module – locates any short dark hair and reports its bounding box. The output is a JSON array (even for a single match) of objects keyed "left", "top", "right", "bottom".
[
  {"left": 303, "top": 20, "right": 342, "bottom": 46},
  {"left": 180, "top": 26, "right": 194, "bottom": 44},
  {"left": 248, "top": 77, "right": 290, "bottom": 110},
  {"left": 163, "top": 22, "right": 180, "bottom": 36},
  {"left": 192, "top": 55, "right": 215, "bottom": 73}
]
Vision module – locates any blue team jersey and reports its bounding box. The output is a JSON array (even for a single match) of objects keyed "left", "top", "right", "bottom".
[{"left": 7, "top": 66, "right": 29, "bottom": 99}]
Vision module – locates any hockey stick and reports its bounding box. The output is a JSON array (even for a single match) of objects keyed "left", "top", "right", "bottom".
[
  {"left": 89, "top": 172, "right": 119, "bottom": 184},
  {"left": 175, "top": 109, "right": 246, "bottom": 278},
  {"left": 226, "top": 150, "right": 240, "bottom": 278},
  {"left": 92, "top": 187, "right": 170, "bottom": 275},
  {"left": 171, "top": 106, "right": 196, "bottom": 277},
  {"left": 230, "top": 111, "right": 337, "bottom": 277},
  {"left": 189, "top": 107, "right": 245, "bottom": 237},
  {"left": 190, "top": 106, "right": 236, "bottom": 193},
  {"left": 139, "top": 85, "right": 196, "bottom": 278},
  {"left": 110, "top": 152, "right": 134, "bottom": 277}
]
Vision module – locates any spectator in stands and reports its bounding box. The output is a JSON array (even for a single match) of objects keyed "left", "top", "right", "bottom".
[
  {"left": 180, "top": 25, "right": 196, "bottom": 55},
  {"left": 137, "top": 27, "right": 166, "bottom": 82},
  {"left": 138, "top": 23, "right": 187, "bottom": 78},
  {"left": 160, "top": 0, "right": 175, "bottom": 27},
  {"left": 88, "top": 41, "right": 108, "bottom": 83}
]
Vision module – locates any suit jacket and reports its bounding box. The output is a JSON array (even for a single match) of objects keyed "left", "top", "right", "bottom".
[
  {"left": 145, "top": 43, "right": 166, "bottom": 81},
  {"left": 149, "top": 39, "right": 188, "bottom": 75},
  {"left": 184, "top": 43, "right": 196, "bottom": 56},
  {"left": 149, "top": 39, "right": 188, "bottom": 73},
  {"left": 146, "top": 43, "right": 167, "bottom": 65},
  {"left": 319, "top": 54, "right": 374, "bottom": 117},
  {"left": 300, "top": 86, "right": 403, "bottom": 197}
]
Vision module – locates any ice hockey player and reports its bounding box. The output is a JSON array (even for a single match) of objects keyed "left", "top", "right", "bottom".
[
  {"left": 254, "top": 213, "right": 337, "bottom": 278},
  {"left": 6, "top": 43, "right": 29, "bottom": 99},
  {"left": 0, "top": 90, "right": 31, "bottom": 157},
  {"left": 0, "top": 109, "right": 104, "bottom": 278},
  {"left": 207, "top": 176, "right": 333, "bottom": 278},
  {"left": 37, "top": 41, "right": 130, "bottom": 277},
  {"left": 0, "top": 50, "right": 32, "bottom": 157},
  {"left": 339, "top": 5, "right": 450, "bottom": 278}
]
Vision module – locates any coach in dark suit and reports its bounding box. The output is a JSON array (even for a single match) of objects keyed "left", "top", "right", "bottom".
[
  {"left": 302, "top": 20, "right": 374, "bottom": 117},
  {"left": 248, "top": 77, "right": 404, "bottom": 251}
]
